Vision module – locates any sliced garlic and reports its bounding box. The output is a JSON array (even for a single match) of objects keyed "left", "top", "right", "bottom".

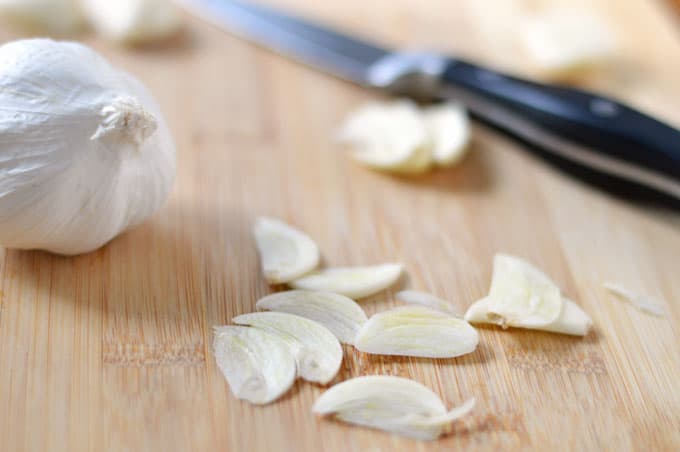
[
  {"left": 213, "top": 326, "right": 296, "bottom": 405},
  {"left": 396, "top": 290, "right": 460, "bottom": 317},
  {"left": 313, "top": 375, "right": 474, "bottom": 440},
  {"left": 253, "top": 217, "right": 320, "bottom": 284},
  {"left": 423, "top": 103, "right": 470, "bottom": 167},
  {"left": 603, "top": 282, "right": 665, "bottom": 317},
  {"left": 355, "top": 306, "right": 478, "bottom": 358},
  {"left": 465, "top": 296, "right": 592, "bottom": 336},
  {"left": 338, "top": 100, "right": 432, "bottom": 174},
  {"left": 486, "top": 254, "right": 563, "bottom": 327},
  {"left": 232, "top": 311, "right": 342, "bottom": 384},
  {"left": 520, "top": 8, "right": 615, "bottom": 79},
  {"left": 256, "top": 290, "right": 367, "bottom": 345},
  {"left": 289, "top": 264, "right": 403, "bottom": 299}
]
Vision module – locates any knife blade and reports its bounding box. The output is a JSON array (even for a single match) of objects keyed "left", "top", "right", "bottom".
[{"left": 178, "top": 0, "right": 680, "bottom": 207}]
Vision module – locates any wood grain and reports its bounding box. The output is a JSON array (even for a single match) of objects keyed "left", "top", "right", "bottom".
[{"left": 1, "top": 0, "right": 679, "bottom": 450}]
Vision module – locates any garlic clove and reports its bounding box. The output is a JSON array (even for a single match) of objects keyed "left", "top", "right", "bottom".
[
  {"left": 0, "top": 0, "right": 84, "bottom": 35},
  {"left": 338, "top": 100, "right": 432, "bottom": 174},
  {"left": 313, "top": 375, "right": 473, "bottom": 440},
  {"left": 464, "top": 296, "right": 592, "bottom": 336},
  {"left": 80, "top": 0, "right": 181, "bottom": 45},
  {"left": 256, "top": 290, "right": 367, "bottom": 345},
  {"left": 289, "top": 264, "right": 403, "bottom": 299},
  {"left": 486, "top": 254, "right": 563, "bottom": 327},
  {"left": 354, "top": 306, "right": 478, "bottom": 358},
  {"left": 213, "top": 326, "right": 296, "bottom": 405},
  {"left": 423, "top": 103, "right": 470, "bottom": 167},
  {"left": 396, "top": 290, "right": 461, "bottom": 317},
  {"left": 232, "top": 311, "right": 342, "bottom": 384},
  {"left": 520, "top": 8, "right": 616, "bottom": 79},
  {"left": 253, "top": 217, "right": 321, "bottom": 284}
]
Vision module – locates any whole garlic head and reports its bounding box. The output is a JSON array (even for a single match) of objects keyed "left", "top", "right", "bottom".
[
  {"left": 0, "top": 39, "right": 176, "bottom": 255},
  {"left": 0, "top": 0, "right": 84, "bottom": 35}
]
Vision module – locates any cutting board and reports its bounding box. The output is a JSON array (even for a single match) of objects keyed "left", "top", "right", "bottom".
[{"left": 0, "top": 0, "right": 679, "bottom": 450}]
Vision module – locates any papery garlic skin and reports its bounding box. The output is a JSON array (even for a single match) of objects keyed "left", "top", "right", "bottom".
[
  {"left": 0, "top": 39, "right": 175, "bottom": 255},
  {"left": 80, "top": 0, "right": 181, "bottom": 45},
  {"left": 0, "top": 0, "right": 84, "bottom": 35}
]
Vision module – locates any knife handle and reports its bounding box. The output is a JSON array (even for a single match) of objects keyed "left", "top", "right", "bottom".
[{"left": 438, "top": 59, "right": 680, "bottom": 203}]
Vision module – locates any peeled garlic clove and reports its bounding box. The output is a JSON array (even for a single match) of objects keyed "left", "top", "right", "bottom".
[
  {"left": 338, "top": 100, "right": 432, "bottom": 173},
  {"left": 396, "top": 290, "right": 460, "bottom": 317},
  {"left": 0, "top": 39, "right": 175, "bottom": 255},
  {"left": 0, "top": 0, "right": 83, "bottom": 35},
  {"left": 232, "top": 311, "right": 342, "bottom": 384},
  {"left": 253, "top": 217, "right": 321, "bottom": 284},
  {"left": 290, "top": 264, "right": 403, "bottom": 299},
  {"left": 313, "top": 375, "right": 473, "bottom": 440},
  {"left": 520, "top": 8, "right": 615, "bottom": 79},
  {"left": 355, "top": 306, "right": 478, "bottom": 358},
  {"left": 486, "top": 254, "right": 563, "bottom": 327},
  {"left": 423, "top": 103, "right": 470, "bottom": 167},
  {"left": 213, "top": 326, "right": 296, "bottom": 405},
  {"left": 256, "top": 290, "right": 367, "bottom": 345},
  {"left": 465, "top": 297, "right": 592, "bottom": 336},
  {"left": 81, "top": 0, "right": 181, "bottom": 45}
]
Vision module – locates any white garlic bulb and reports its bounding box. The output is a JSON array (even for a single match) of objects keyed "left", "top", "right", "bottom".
[
  {"left": 0, "top": 39, "right": 176, "bottom": 255},
  {"left": 80, "top": 0, "right": 181, "bottom": 45},
  {"left": 0, "top": 0, "right": 84, "bottom": 35}
]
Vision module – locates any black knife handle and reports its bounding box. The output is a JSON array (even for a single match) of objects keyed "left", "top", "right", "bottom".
[{"left": 438, "top": 58, "right": 680, "bottom": 203}]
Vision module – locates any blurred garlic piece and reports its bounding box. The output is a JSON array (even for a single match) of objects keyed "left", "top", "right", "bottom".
[
  {"left": 253, "top": 217, "right": 320, "bottom": 284},
  {"left": 232, "top": 311, "right": 342, "bottom": 384},
  {"left": 338, "top": 100, "right": 433, "bottom": 174},
  {"left": 290, "top": 264, "right": 403, "bottom": 299},
  {"left": 355, "top": 306, "right": 478, "bottom": 358},
  {"left": 213, "top": 326, "right": 296, "bottom": 405},
  {"left": 80, "top": 0, "right": 181, "bottom": 45},
  {"left": 423, "top": 103, "right": 470, "bottom": 166},
  {"left": 520, "top": 8, "right": 616, "bottom": 78},
  {"left": 396, "top": 290, "right": 460, "bottom": 317},
  {"left": 0, "top": 0, "right": 83, "bottom": 35},
  {"left": 603, "top": 282, "right": 666, "bottom": 317},
  {"left": 313, "top": 375, "right": 475, "bottom": 440},
  {"left": 256, "top": 290, "right": 367, "bottom": 344}
]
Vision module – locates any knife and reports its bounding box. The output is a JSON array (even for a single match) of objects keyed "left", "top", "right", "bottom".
[{"left": 177, "top": 0, "right": 680, "bottom": 206}]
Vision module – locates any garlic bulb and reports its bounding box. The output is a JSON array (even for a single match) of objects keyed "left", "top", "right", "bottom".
[
  {"left": 0, "top": 0, "right": 84, "bottom": 35},
  {"left": 80, "top": 0, "right": 181, "bottom": 45},
  {"left": 0, "top": 39, "right": 175, "bottom": 255}
]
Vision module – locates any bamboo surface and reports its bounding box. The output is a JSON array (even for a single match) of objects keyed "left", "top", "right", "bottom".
[{"left": 0, "top": 0, "right": 679, "bottom": 451}]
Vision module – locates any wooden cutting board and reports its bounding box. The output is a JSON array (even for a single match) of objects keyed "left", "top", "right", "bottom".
[{"left": 0, "top": 0, "right": 679, "bottom": 450}]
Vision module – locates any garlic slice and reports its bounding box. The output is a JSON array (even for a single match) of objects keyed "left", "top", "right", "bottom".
[
  {"left": 520, "top": 8, "right": 615, "bottom": 79},
  {"left": 355, "top": 306, "right": 478, "bottom": 358},
  {"left": 396, "top": 290, "right": 460, "bottom": 317},
  {"left": 423, "top": 103, "right": 470, "bottom": 167},
  {"left": 256, "top": 290, "right": 367, "bottom": 345},
  {"left": 253, "top": 217, "right": 321, "bottom": 284},
  {"left": 465, "top": 296, "right": 592, "bottom": 336},
  {"left": 289, "top": 264, "right": 403, "bottom": 299},
  {"left": 313, "top": 375, "right": 474, "bottom": 440},
  {"left": 213, "top": 326, "right": 296, "bottom": 405},
  {"left": 232, "top": 311, "right": 342, "bottom": 384},
  {"left": 603, "top": 282, "right": 665, "bottom": 317},
  {"left": 486, "top": 254, "right": 563, "bottom": 327},
  {"left": 338, "top": 100, "right": 432, "bottom": 174}
]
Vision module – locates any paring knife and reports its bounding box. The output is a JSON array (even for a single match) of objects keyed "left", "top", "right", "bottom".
[{"left": 178, "top": 0, "right": 680, "bottom": 206}]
